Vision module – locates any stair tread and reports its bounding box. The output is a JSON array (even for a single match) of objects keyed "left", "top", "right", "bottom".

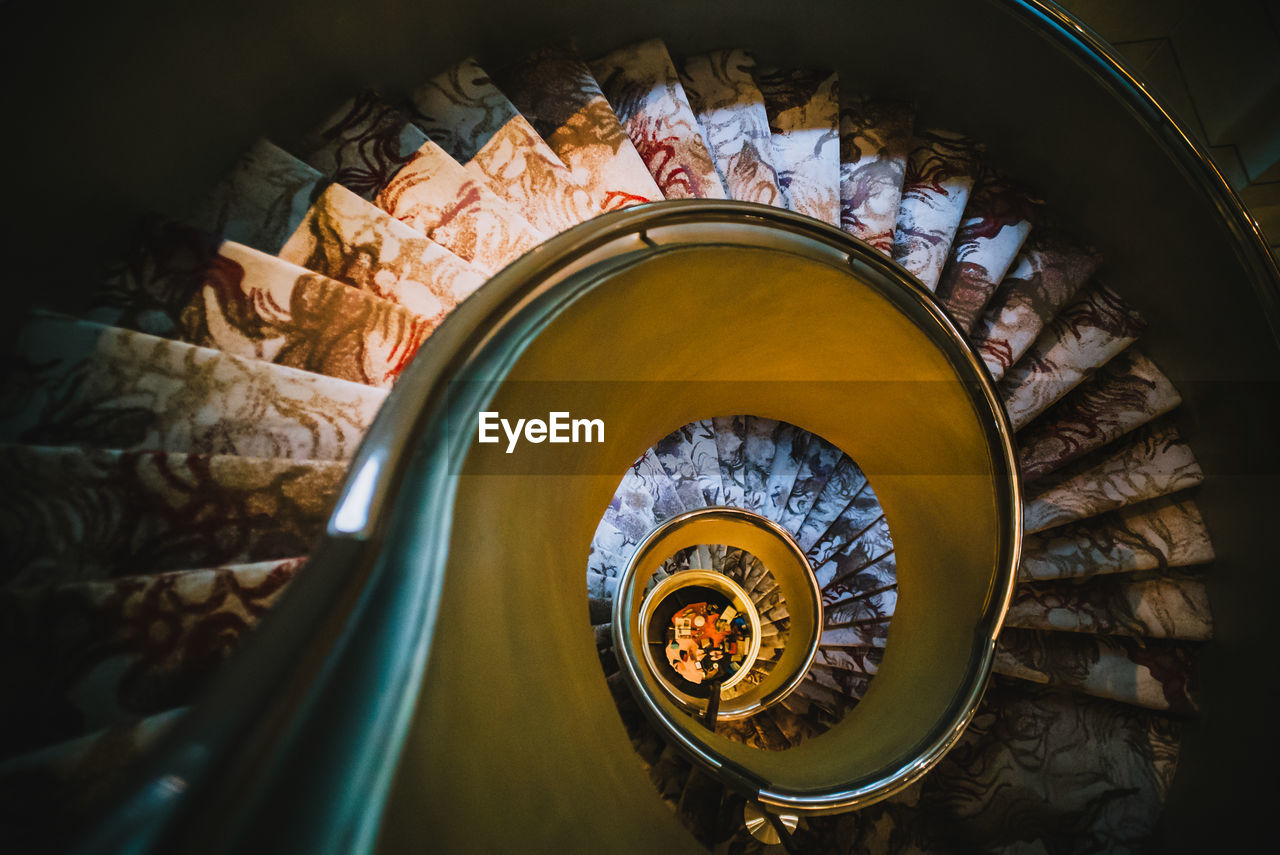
[
  {"left": 806, "top": 487, "right": 885, "bottom": 567},
  {"left": 891, "top": 129, "right": 983, "bottom": 290},
  {"left": 92, "top": 218, "right": 432, "bottom": 388},
  {"left": 757, "top": 67, "right": 842, "bottom": 226},
  {"left": 1001, "top": 284, "right": 1147, "bottom": 430},
  {"left": 195, "top": 138, "right": 489, "bottom": 323},
  {"left": 278, "top": 181, "right": 485, "bottom": 321},
  {"left": 1017, "top": 349, "right": 1183, "bottom": 481},
  {"left": 970, "top": 231, "right": 1102, "bottom": 381},
  {"left": 821, "top": 619, "right": 889, "bottom": 649},
  {"left": 758, "top": 421, "right": 809, "bottom": 525},
  {"left": 710, "top": 416, "right": 749, "bottom": 508},
  {"left": 821, "top": 517, "right": 895, "bottom": 589},
  {"left": 903, "top": 683, "right": 1177, "bottom": 852},
  {"left": 409, "top": 62, "right": 598, "bottom": 234},
  {"left": 498, "top": 44, "right": 662, "bottom": 210},
  {"left": 299, "top": 89, "right": 426, "bottom": 201},
  {"left": 590, "top": 39, "right": 727, "bottom": 201},
  {"left": 819, "top": 551, "right": 897, "bottom": 601},
  {"left": 191, "top": 138, "right": 326, "bottom": 255},
  {"left": 1024, "top": 422, "right": 1203, "bottom": 534},
  {"left": 374, "top": 136, "right": 547, "bottom": 275},
  {"left": 805, "top": 662, "right": 873, "bottom": 700},
  {"left": 812, "top": 645, "right": 882, "bottom": 676},
  {"left": 0, "top": 558, "right": 303, "bottom": 753},
  {"left": 738, "top": 416, "right": 782, "bottom": 516},
  {"left": 994, "top": 627, "right": 1199, "bottom": 715},
  {"left": 652, "top": 418, "right": 722, "bottom": 510},
  {"left": 1008, "top": 568, "right": 1212, "bottom": 641},
  {"left": 409, "top": 57, "right": 532, "bottom": 163},
  {"left": 934, "top": 168, "right": 1040, "bottom": 334},
  {"left": 0, "top": 445, "right": 344, "bottom": 587},
  {"left": 776, "top": 432, "right": 842, "bottom": 534},
  {"left": 838, "top": 95, "right": 915, "bottom": 255},
  {"left": 1020, "top": 493, "right": 1214, "bottom": 583},
  {"left": 679, "top": 49, "right": 784, "bottom": 207},
  {"left": 794, "top": 457, "right": 868, "bottom": 554},
  {"left": 587, "top": 450, "right": 679, "bottom": 581},
  {"left": 1, "top": 313, "right": 383, "bottom": 460},
  {"left": 824, "top": 587, "right": 897, "bottom": 627}
]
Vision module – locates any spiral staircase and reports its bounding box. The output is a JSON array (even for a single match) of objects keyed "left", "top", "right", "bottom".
[{"left": 0, "top": 1, "right": 1277, "bottom": 852}]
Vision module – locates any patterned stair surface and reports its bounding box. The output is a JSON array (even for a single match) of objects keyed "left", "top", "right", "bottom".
[{"left": 0, "top": 37, "right": 1213, "bottom": 854}]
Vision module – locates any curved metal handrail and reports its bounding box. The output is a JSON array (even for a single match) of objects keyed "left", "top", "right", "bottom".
[
  {"left": 618, "top": 506, "right": 822, "bottom": 719},
  {"left": 76, "top": 1, "right": 1280, "bottom": 850},
  {"left": 82, "top": 201, "right": 1021, "bottom": 849}
]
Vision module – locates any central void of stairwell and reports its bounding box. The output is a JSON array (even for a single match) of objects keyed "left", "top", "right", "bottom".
[{"left": 592, "top": 419, "right": 904, "bottom": 749}]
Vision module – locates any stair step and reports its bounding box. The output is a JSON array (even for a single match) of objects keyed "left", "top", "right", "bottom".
[
  {"left": 819, "top": 551, "right": 897, "bottom": 602},
  {"left": 806, "top": 663, "right": 872, "bottom": 700},
  {"left": 718, "top": 546, "right": 749, "bottom": 584},
  {"left": 587, "top": 452, "right": 682, "bottom": 581},
  {"left": 891, "top": 130, "right": 983, "bottom": 290},
  {"left": 740, "top": 552, "right": 771, "bottom": 594},
  {"left": 776, "top": 432, "right": 842, "bottom": 534},
  {"left": 1001, "top": 284, "right": 1147, "bottom": 430},
  {"left": 1020, "top": 494, "right": 1214, "bottom": 583},
  {"left": 1007, "top": 568, "right": 1212, "bottom": 642},
  {"left": 759, "top": 421, "right": 809, "bottom": 525},
  {"left": 408, "top": 63, "right": 598, "bottom": 234},
  {"left": 590, "top": 39, "right": 727, "bottom": 201},
  {"left": 747, "top": 711, "right": 790, "bottom": 751},
  {"left": 277, "top": 181, "right": 485, "bottom": 322},
  {"left": 934, "top": 169, "right": 1039, "bottom": 334},
  {"left": 994, "top": 628, "right": 1199, "bottom": 715},
  {"left": 812, "top": 646, "right": 882, "bottom": 676},
  {"left": 1017, "top": 349, "right": 1182, "bottom": 481},
  {"left": 793, "top": 676, "right": 857, "bottom": 712},
  {"left": 923, "top": 683, "right": 1179, "bottom": 849},
  {"left": 93, "top": 219, "right": 432, "bottom": 387},
  {"left": 652, "top": 418, "right": 722, "bottom": 509},
  {"left": 1, "top": 313, "right": 383, "bottom": 460},
  {"left": 0, "top": 446, "right": 344, "bottom": 587},
  {"left": 750, "top": 585, "right": 783, "bottom": 617},
  {"left": 823, "top": 587, "right": 896, "bottom": 626},
  {"left": 585, "top": 569, "right": 620, "bottom": 600},
  {"left": 740, "top": 416, "right": 782, "bottom": 516},
  {"left": 637, "top": 451, "right": 687, "bottom": 521},
  {"left": 299, "top": 89, "right": 426, "bottom": 201},
  {"left": 819, "top": 518, "right": 894, "bottom": 590},
  {"left": 197, "top": 139, "right": 489, "bottom": 324},
  {"left": 794, "top": 458, "right": 868, "bottom": 554},
  {"left": 679, "top": 49, "right": 784, "bottom": 207},
  {"left": 820, "top": 618, "right": 890, "bottom": 649},
  {"left": 805, "top": 488, "right": 884, "bottom": 567},
  {"left": 373, "top": 137, "right": 547, "bottom": 275},
  {"left": 1024, "top": 423, "right": 1203, "bottom": 533},
  {"left": 764, "top": 706, "right": 818, "bottom": 746},
  {"left": 838, "top": 95, "right": 915, "bottom": 255},
  {"left": 970, "top": 231, "right": 1102, "bottom": 381},
  {"left": 711, "top": 415, "right": 749, "bottom": 508},
  {"left": 757, "top": 67, "right": 841, "bottom": 226},
  {"left": 192, "top": 138, "right": 325, "bottom": 254},
  {"left": 498, "top": 44, "right": 662, "bottom": 210},
  {"left": 0, "top": 558, "right": 303, "bottom": 751}
]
